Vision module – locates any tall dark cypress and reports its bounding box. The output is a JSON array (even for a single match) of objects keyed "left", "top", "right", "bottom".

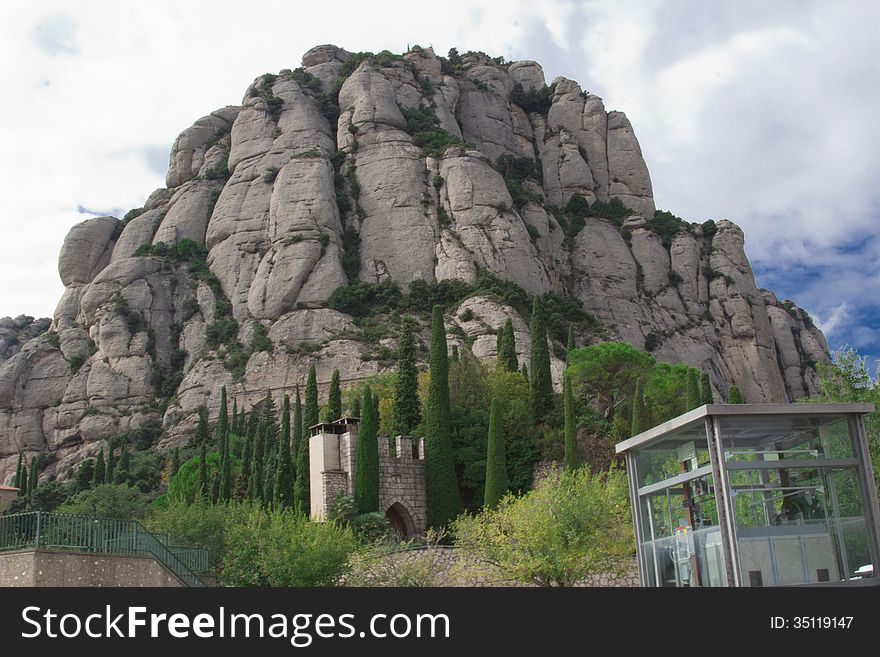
[
  {"left": 563, "top": 375, "right": 581, "bottom": 470},
  {"left": 700, "top": 372, "right": 713, "bottom": 405},
  {"left": 274, "top": 394, "right": 293, "bottom": 507},
  {"left": 529, "top": 296, "right": 553, "bottom": 422},
  {"left": 392, "top": 316, "right": 420, "bottom": 436},
  {"left": 196, "top": 406, "right": 209, "bottom": 446},
  {"left": 28, "top": 456, "right": 38, "bottom": 495},
  {"left": 497, "top": 317, "right": 518, "bottom": 372},
  {"left": 217, "top": 386, "right": 229, "bottom": 451},
  {"left": 235, "top": 420, "right": 254, "bottom": 500},
  {"left": 74, "top": 459, "right": 92, "bottom": 493},
  {"left": 483, "top": 397, "right": 508, "bottom": 508},
  {"left": 293, "top": 385, "right": 309, "bottom": 515},
  {"left": 727, "top": 385, "right": 743, "bottom": 404},
  {"left": 170, "top": 447, "right": 181, "bottom": 480},
  {"left": 231, "top": 398, "right": 239, "bottom": 436},
  {"left": 325, "top": 369, "right": 342, "bottom": 422},
  {"left": 262, "top": 390, "right": 277, "bottom": 449},
  {"left": 350, "top": 397, "right": 361, "bottom": 419},
  {"left": 304, "top": 365, "right": 319, "bottom": 432},
  {"left": 424, "top": 305, "right": 460, "bottom": 528},
  {"left": 13, "top": 452, "right": 22, "bottom": 491},
  {"left": 92, "top": 449, "right": 106, "bottom": 487},
  {"left": 250, "top": 422, "right": 265, "bottom": 503},
  {"left": 106, "top": 445, "right": 116, "bottom": 485},
  {"left": 116, "top": 439, "right": 130, "bottom": 484},
  {"left": 354, "top": 386, "right": 380, "bottom": 513}
]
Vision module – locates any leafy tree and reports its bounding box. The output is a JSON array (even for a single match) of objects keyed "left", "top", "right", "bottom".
[
  {"left": 220, "top": 504, "right": 357, "bottom": 587},
  {"left": 354, "top": 386, "right": 380, "bottom": 513},
  {"left": 169, "top": 451, "right": 236, "bottom": 505},
  {"left": 563, "top": 375, "right": 581, "bottom": 470},
  {"left": 424, "top": 305, "right": 460, "bottom": 528},
  {"left": 392, "top": 316, "right": 421, "bottom": 435},
  {"left": 497, "top": 318, "right": 518, "bottom": 372},
  {"left": 92, "top": 449, "right": 106, "bottom": 487},
  {"left": 529, "top": 296, "right": 553, "bottom": 422},
  {"left": 631, "top": 379, "right": 649, "bottom": 436},
  {"left": 75, "top": 459, "right": 94, "bottom": 493},
  {"left": 567, "top": 342, "right": 655, "bottom": 420},
  {"left": 643, "top": 362, "right": 690, "bottom": 426},
  {"left": 700, "top": 372, "right": 713, "bottom": 404},
  {"left": 483, "top": 398, "right": 508, "bottom": 508},
  {"left": 453, "top": 467, "right": 633, "bottom": 586},
  {"left": 293, "top": 386, "right": 309, "bottom": 514},
  {"left": 145, "top": 498, "right": 228, "bottom": 570},
  {"left": 304, "top": 364, "right": 319, "bottom": 431},
  {"left": 58, "top": 483, "right": 151, "bottom": 520},
  {"left": 727, "top": 385, "right": 743, "bottom": 404},
  {"left": 685, "top": 368, "right": 701, "bottom": 410}
]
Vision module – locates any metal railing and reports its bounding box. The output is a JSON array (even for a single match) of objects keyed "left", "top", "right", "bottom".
[{"left": 0, "top": 512, "right": 208, "bottom": 586}]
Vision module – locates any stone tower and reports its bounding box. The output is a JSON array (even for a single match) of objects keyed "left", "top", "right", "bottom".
[{"left": 308, "top": 418, "right": 426, "bottom": 537}]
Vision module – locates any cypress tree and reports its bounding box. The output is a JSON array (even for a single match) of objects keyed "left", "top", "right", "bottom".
[
  {"left": 220, "top": 437, "right": 232, "bottom": 502},
  {"left": 566, "top": 323, "right": 575, "bottom": 363},
  {"left": 495, "top": 330, "right": 503, "bottom": 361},
  {"left": 106, "top": 445, "right": 116, "bottom": 484},
  {"left": 274, "top": 394, "right": 293, "bottom": 507},
  {"left": 350, "top": 396, "right": 361, "bottom": 419},
  {"left": 354, "top": 386, "right": 380, "bottom": 513},
  {"left": 246, "top": 410, "right": 259, "bottom": 445},
  {"left": 28, "top": 456, "right": 38, "bottom": 495},
  {"left": 563, "top": 375, "right": 581, "bottom": 470},
  {"left": 685, "top": 369, "right": 701, "bottom": 410},
  {"left": 19, "top": 466, "right": 28, "bottom": 497},
  {"left": 520, "top": 362, "right": 528, "bottom": 381},
  {"left": 728, "top": 385, "right": 743, "bottom": 404},
  {"left": 235, "top": 423, "right": 254, "bottom": 501},
  {"left": 392, "top": 316, "right": 421, "bottom": 436},
  {"left": 529, "top": 296, "right": 553, "bottom": 422},
  {"left": 217, "top": 386, "right": 229, "bottom": 446},
  {"left": 293, "top": 385, "right": 309, "bottom": 515},
  {"left": 198, "top": 439, "right": 208, "bottom": 498},
  {"left": 116, "top": 439, "right": 130, "bottom": 484},
  {"left": 195, "top": 406, "right": 209, "bottom": 446},
  {"left": 13, "top": 452, "right": 22, "bottom": 491},
  {"left": 92, "top": 449, "right": 106, "bottom": 487},
  {"left": 325, "top": 369, "right": 342, "bottom": 422},
  {"left": 262, "top": 390, "right": 277, "bottom": 449},
  {"left": 231, "top": 398, "right": 239, "bottom": 436},
  {"left": 497, "top": 317, "right": 518, "bottom": 372},
  {"left": 700, "top": 372, "right": 713, "bottom": 405},
  {"left": 170, "top": 447, "right": 181, "bottom": 480},
  {"left": 304, "top": 365, "right": 319, "bottom": 432},
  {"left": 74, "top": 459, "right": 93, "bottom": 493},
  {"left": 210, "top": 469, "right": 221, "bottom": 504},
  {"left": 631, "top": 379, "right": 649, "bottom": 436},
  {"left": 250, "top": 422, "right": 265, "bottom": 503},
  {"left": 424, "top": 305, "right": 460, "bottom": 528},
  {"left": 483, "top": 397, "right": 508, "bottom": 508}
]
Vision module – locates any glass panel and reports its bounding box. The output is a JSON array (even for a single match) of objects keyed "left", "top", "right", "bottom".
[
  {"left": 638, "top": 473, "right": 725, "bottom": 586},
  {"left": 728, "top": 464, "right": 875, "bottom": 585},
  {"left": 636, "top": 426, "right": 710, "bottom": 487},
  {"left": 718, "top": 415, "right": 855, "bottom": 463}
]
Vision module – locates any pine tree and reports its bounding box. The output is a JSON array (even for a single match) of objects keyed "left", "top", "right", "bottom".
[
  {"left": 497, "top": 317, "right": 518, "bottom": 372},
  {"left": 566, "top": 323, "right": 575, "bottom": 364},
  {"left": 195, "top": 406, "right": 209, "bottom": 446},
  {"left": 685, "top": 369, "right": 701, "bottom": 410},
  {"left": 74, "top": 459, "right": 93, "bottom": 493},
  {"left": 92, "top": 449, "right": 106, "bottom": 487},
  {"left": 325, "top": 369, "right": 342, "bottom": 422},
  {"left": 28, "top": 456, "right": 38, "bottom": 495},
  {"left": 13, "top": 452, "right": 22, "bottom": 491},
  {"left": 392, "top": 316, "right": 421, "bottom": 436},
  {"left": 563, "top": 375, "right": 581, "bottom": 470},
  {"left": 354, "top": 386, "right": 380, "bottom": 513},
  {"left": 483, "top": 397, "right": 508, "bottom": 508},
  {"left": 293, "top": 385, "right": 309, "bottom": 515},
  {"left": 631, "top": 379, "right": 649, "bottom": 436},
  {"left": 304, "top": 365, "right": 319, "bottom": 432},
  {"left": 116, "top": 439, "right": 130, "bottom": 484},
  {"left": 274, "top": 394, "right": 294, "bottom": 508},
  {"left": 700, "top": 372, "right": 713, "bottom": 405},
  {"left": 529, "top": 296, "right": 553, "bottom": 422},
  {"left": 424, "top": 305, "right": 460, "bottom": 528},
  {"left": 198, "top": 439, "right": 208, "bottom": 498},
  {"left": 728, "top": 385, "right": 743, "bottom": 404}
]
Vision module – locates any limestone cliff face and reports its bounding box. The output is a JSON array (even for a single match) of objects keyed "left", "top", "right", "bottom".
[{"left": 0, "top": 45, "right": 829, "bottom": 484}]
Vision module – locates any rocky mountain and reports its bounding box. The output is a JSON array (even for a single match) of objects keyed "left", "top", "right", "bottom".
[{"left": 0, "top": 45, "right": 829, "bottom": 485}]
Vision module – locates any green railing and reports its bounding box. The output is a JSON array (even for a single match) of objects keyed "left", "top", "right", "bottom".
[{"left": 0, "top": 512, "right": 208, "bottom": 587}]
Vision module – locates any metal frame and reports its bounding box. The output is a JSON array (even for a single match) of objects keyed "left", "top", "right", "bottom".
[{"left": 616, "top": 403, "right": 880, "bottom": 587}]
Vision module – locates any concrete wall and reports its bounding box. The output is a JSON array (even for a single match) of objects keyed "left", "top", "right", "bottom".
[{"left": 0, "top": 549, "right": 185, "bottom": 587}]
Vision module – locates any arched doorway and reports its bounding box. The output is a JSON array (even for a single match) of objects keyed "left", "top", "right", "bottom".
[{"left": 385, "top": 502, "right": 416, "bottom": 540}]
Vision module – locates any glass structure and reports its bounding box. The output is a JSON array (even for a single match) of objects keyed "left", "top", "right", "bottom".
[{"left": 615, "top": 403, "right": 880, "bottom": 587}]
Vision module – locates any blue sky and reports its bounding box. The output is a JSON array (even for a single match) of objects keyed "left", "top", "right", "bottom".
[{"left": 1, "top": 0, "right": 878, "bottom": 376}]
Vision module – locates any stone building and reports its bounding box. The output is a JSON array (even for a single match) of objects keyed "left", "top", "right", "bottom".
[{"left": 308, "top": 418, "right": 426, "bottom": 537}]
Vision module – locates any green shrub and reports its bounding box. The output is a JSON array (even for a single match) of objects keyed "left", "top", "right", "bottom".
[
  {"left": 651, "top": 210, "right": 689, "bottom": 248},
  {"left": 509, "top": 83, "right": 552, "bottom": 113},
  {"left": 144, "top": 498, "right": 228, "bottom": 569},
  {"left": 250, "top": 323, "right": 273, "bottom": 353},
  {"left": 57, "top": 483, "right": 151, "bottom": 520}
]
